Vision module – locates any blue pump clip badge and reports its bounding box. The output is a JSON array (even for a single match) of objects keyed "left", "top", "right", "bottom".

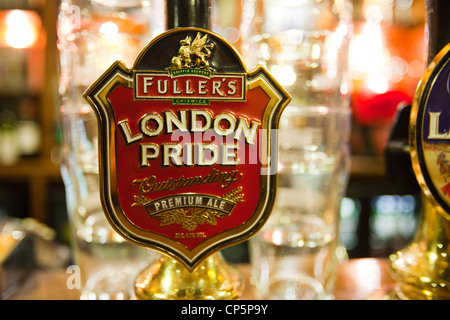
[{"left": 411, "top": 43, "right": 450, "bottom": 219}]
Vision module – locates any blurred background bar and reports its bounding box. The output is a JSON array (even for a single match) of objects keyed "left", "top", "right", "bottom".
[{"left": 0, "top": 0, "right": 427, "bottom": 264}]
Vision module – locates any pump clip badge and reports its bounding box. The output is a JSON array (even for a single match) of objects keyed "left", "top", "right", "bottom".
[
  {"left": 411, "top": 43, "right": 450, "bottom": 220},
  {"left": 85, "top": 28, "right": 290, "bottom": 270}
]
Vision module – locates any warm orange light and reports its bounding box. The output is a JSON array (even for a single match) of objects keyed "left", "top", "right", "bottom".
[
  {"left": 1, "top": 10, "right": 41, "bottom": 49},
  {"left": 350, "top": 6, "right": 390, "bottom": 94}
]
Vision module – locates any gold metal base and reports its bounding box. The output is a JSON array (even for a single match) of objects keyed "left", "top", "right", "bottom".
[
  {"left": 389, "top": 195, "right": 450, "bottom": 299},
  {"left": 134, "top": 252, "right": 243, "bottom": 300}
]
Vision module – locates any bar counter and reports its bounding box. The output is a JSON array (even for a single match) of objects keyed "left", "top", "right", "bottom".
[{"left": 9, "top": 258, "right": 397, "bottom": 300}]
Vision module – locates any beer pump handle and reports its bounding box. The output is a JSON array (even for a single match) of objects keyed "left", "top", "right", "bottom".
[{"left": 166, "top": 0, "right": 211, "bottom": 30}]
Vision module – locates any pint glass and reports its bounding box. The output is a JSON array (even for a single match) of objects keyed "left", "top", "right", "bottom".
[
  {"left": 57, "top": 0, "right": 163, "bottom": 299},
  {"left": 241, "top": 0, "right": 353, "bottom": 299}
]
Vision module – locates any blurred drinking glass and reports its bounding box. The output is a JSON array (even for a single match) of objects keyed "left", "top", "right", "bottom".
[
  {"left": 57, "top": 0, "right": 164, "bottom": 299},
  {"left": 240, "top": 0, "right": 353, "bottom": 299}
]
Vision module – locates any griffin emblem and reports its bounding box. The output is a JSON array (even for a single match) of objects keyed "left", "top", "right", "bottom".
[{"left": 171, "top": 33, "right": 215, "bottom": 70}]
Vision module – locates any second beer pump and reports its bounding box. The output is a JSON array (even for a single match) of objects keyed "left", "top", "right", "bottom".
[{"left": 385, "top": 0, "right": 450, "bottom": 300}]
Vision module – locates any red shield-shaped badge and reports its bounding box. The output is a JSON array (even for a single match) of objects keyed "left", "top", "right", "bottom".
[{"left": 84, "top": 28, "right": 290, "bottom": 270}]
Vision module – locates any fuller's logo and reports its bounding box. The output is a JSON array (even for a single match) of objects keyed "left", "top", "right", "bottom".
[
  {"left": 84, "top": 28, "right": 290, "bottom": 270},
  {"left": 134, "top": 33, "right": 245, "bottom": 104}
]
